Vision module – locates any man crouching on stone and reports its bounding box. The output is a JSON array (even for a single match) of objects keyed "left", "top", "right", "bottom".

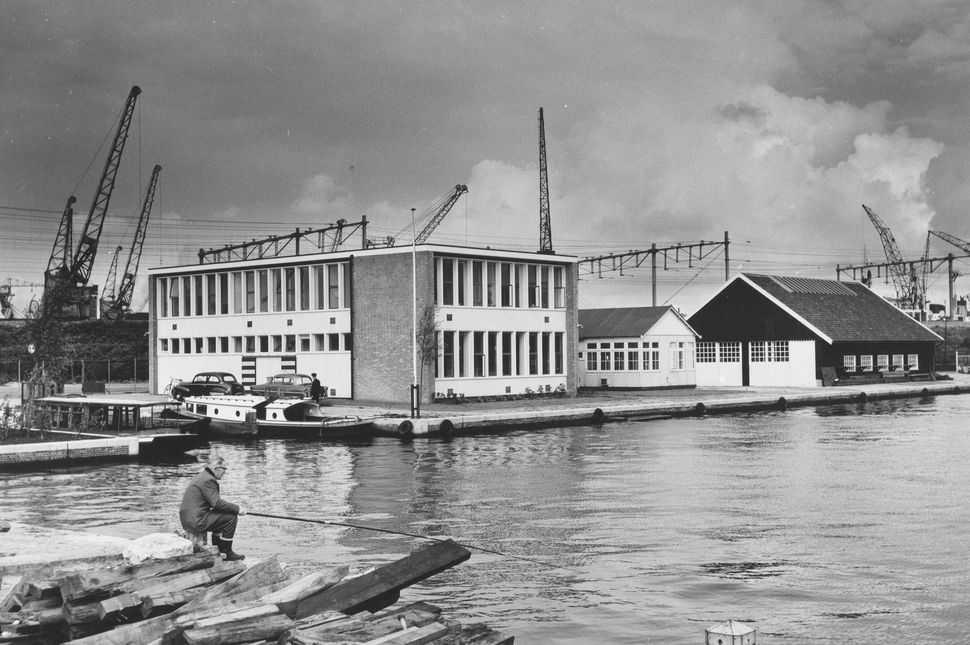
[{"left": 179, "top": 455, "right": 246, "bottom": 561}]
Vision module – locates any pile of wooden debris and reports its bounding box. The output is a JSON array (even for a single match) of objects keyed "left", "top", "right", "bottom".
[{"left": 0, "top": 539, "right": 512, "bottom": 644}]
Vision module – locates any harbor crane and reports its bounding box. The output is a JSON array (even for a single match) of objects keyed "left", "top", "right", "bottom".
[
  {"left": 862, "top": 204, "right": 925, "bottom": 311},
  {"left": 100, "top": 164, "right": 161, "bottom": 320},
  {"left": 44, "top": 85, "right": 142, "bottom": 317},
  {"left": 413, "top": 184, "right": 468, "bottom": 244},
  {"left": 538, "top": 107, "right": 553, "bottom": 254}
]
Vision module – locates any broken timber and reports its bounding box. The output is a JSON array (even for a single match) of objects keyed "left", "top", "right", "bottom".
[{"left": 0, "top": 537, "right": 507, "bottom": 645}]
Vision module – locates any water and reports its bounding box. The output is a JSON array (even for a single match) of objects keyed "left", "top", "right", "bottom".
[{"left": 2, "top": 395, "right": 970, "bottom": 643}]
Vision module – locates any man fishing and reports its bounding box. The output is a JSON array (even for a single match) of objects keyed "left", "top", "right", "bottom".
[{"left": 179, "top": 455, "right": 246, "bottom": 561}]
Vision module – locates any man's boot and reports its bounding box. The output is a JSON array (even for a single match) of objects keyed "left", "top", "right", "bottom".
[
  {"left": 220, "top": 540, "right": 245, "bottom": 561},
  {"left": 211, "top": 534, "right": 224, "bottom": 550}
]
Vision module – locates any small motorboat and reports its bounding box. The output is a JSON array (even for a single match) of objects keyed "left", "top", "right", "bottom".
[{"left": 181, "top": 395, "right": 373, "bottom": 440}]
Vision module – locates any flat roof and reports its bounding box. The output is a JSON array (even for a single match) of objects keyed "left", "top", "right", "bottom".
[
  {"left": 37, "top": 395, "right": 175, "bottom": 408},
  {"left": 148, "top": 243, "right": 577, "bottom": 276}
]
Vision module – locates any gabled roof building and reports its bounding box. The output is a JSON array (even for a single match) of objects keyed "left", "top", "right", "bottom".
[
  {"left": 687, "top": 273, "right": 942, "bottom": 387},
  {"left": 577, "top": 306, "right": 699, "bottom": 389}
]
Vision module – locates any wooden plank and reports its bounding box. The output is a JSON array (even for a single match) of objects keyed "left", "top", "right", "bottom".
[
  {"left": 186, "top": 604, "right": 280, "bottom": 630},
  {"left": 20, "top": 597, "right": 62, "bottom": 612},
  {"left": 181, "top": 612, "right": 295, "bottom": 645},
  {"left": 62, "top": 600, "right": 103, "bottom": 625},
  {"left": 367, "top": 622, "right": 449, "bottom": 645},
  {"left": 117, "top": 561, "right": 246, "bottom": 597},
  {"left": 97, "top": 593, "right": 144, "bottom": 621},
  {"left": 139, "top": 590, "right": 204, "bottom": 618},
  {"left": 24, "top": 578, "right": 63, "bottom": 600},
  {"left": 60, "top": 552, "right": 220, "bottom": 603},
  {"left": 67, "top": 613, "right": 176, "bottom": 645},
  {"left": 294, "top": 602, "right": 444, "bottom": 642},
  {"left": 293, "top": 540, "right": 471, "bottom": 620},
  {"left": 261, "top": 566, "right": 349, "bottom": 606},
  {"left": 179, "top": 555, "right": 285, "bottom": 614}
]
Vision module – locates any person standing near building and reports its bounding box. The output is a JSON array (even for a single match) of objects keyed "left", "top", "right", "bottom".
[
  {"left": 310, "top": 373, "right": 322, "bottom": 402},
  {"left": 179, "top": 455, "right": 246, "bottom": 561}
]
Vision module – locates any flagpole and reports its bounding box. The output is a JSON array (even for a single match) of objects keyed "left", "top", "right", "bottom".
[{"left": 411, "top": 208, "right": 419, "bottom": 418}]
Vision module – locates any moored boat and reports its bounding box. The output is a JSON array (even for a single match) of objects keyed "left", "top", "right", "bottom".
[{"left": 181, "top": 395, "right": 374, "bottom": 440}]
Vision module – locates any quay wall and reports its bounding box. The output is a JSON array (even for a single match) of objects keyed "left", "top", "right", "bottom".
[
  {"left": 0, "top": 436, "right": 139, "bottom": 467},
  {"left": 374, "top": 380, "right": 970, "bottom": 436}
]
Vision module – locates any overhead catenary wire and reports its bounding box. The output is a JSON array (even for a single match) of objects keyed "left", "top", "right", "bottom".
[{"left": 247, "top": 510, "right": 582, "bottom": 574}]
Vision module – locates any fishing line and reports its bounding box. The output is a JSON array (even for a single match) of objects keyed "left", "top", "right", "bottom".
[{"left": 248, "top": 511, "right": 582, "bottom": 574}]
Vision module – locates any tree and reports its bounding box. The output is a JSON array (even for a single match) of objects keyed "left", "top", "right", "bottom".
[
  {"left": 415, "top": 302, "right": 439, "bottom": 399},
  {"left": 20, "top": 283, "right": 75, "bottom": 429}
]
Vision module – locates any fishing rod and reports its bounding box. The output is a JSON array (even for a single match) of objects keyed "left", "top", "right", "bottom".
[{"left": 247, "top": 511, "right": 582, "bottom": 574}]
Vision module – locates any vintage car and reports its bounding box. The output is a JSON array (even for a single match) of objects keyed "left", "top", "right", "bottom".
[
  {"left": 170, "top": 372, "right": 246, "bottom": 401},
  {"left": 249, "top": 373, "right": 315, "bottom": 399}
]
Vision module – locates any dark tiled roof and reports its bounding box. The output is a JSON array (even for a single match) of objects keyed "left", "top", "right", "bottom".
[
  {"left": 579, "top": 306, "right": 672, "bottom": 340},
  {"left": 743, "top": 273, "right": 942, "bottom": 343}
]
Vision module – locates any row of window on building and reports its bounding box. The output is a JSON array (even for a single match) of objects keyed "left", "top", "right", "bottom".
[
  {"left": 696, "top": 341, "right": 785, "bottom": 363},
  {"left": 844, "top": 354, "right": 919, "bottom": 371},
  {"left": 157, "top": 262, "right": 350, "bottom": 318},
  {"left": 437, "top": 330, "right": 566, "bottom": 378},
  {"left": 436, "top": 258, "right": 567, "bottom": 309},
  {"left": 159, "top": 333, "right": 352, "bottom": 355},
  {"left": 582, "top": 341, "right": 696, "bottom": 371}
]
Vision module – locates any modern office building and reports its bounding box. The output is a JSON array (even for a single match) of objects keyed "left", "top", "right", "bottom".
[{"left": 148, "top": 244, "right": 579, "bottom": 403}]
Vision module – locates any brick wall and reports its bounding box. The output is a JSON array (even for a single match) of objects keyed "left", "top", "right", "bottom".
[
  {"left": 0, "top": 438, "right": 139, "bottom": 466},
  {"left": 351, "top": 251, "right": 436, "bottom": 404}
]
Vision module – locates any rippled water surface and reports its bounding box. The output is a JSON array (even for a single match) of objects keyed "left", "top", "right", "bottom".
[{"left": 3, "top": 395, "right": 970, "bottom": 644}]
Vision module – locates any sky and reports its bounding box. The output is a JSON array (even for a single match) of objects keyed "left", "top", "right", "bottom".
[{"left": 1, "top": 1, "right": 968, "bottom": 318}]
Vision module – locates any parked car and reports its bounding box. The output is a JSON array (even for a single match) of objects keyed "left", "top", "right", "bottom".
[
  {"left": 170, "top": 372, "right": 245, "bottom": 401},
  {"left": 249, "top": 373, "right": 314, "bottom": 399}
]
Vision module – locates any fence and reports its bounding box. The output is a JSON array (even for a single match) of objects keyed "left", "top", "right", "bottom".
[
  {"left": 0, "top": 359, "right": 150, "bottom": 384},
  {"left": 956, "top": 351, "right": 970, "bottom": 374}
]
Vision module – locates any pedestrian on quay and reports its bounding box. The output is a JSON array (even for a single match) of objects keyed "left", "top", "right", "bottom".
[
  {"left": 179, "top": 455, "right": 246, "bottom": 561},
  {"left": 310, "top": 373, "right": 322, "bottom": 402}
]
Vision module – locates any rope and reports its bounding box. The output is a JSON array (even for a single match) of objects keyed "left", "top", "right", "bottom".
[{"left": 247, "top": 511, "right": 582, "bottom": 574}]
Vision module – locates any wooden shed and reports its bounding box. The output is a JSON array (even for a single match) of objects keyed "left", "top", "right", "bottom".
[{"left": 687, "top": 273, "right": 942, "bottom": 387}]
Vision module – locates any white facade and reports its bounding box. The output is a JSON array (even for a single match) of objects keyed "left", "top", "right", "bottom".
[
  {"left": 432, "top": 255, "right": 571, "bottom": 398},
  {"left": 148, "top": 244, "right": 579, "bottom": 402},
  {"left": 695, "top": 340, "right": 817, "bottom": 387},
  {"left": 151, "top": 258, "right": 353, "bottom": 397},
  {"left": 577, "top": 310, "right": 697, "bottom": 389}
]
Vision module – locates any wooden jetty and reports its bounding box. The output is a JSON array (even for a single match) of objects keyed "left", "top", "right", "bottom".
[{"left": 0, "top": 540, "right": 512, "bottom": 644}]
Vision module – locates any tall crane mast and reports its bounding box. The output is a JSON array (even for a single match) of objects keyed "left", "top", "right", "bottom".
[
  {"left": 44, "top": 196, "right": 77, "bottom": 291},
  {"left": 101, "top": 246, "right": 124, "bottom": 314},
  {"left": 862, "top": 204, "right": 924, "bottom": 310},
  {"left": 66, "top": 85, "right": 142, "bottom": 289},
  {"left": 538, "top": 107, "right": 553, "bottom": 254},
  {"left": 413, "top": 184, "right": 469, "bottom": 244},
  {"left": 101, "top": 164, "right": 160, "bottom": 320}
]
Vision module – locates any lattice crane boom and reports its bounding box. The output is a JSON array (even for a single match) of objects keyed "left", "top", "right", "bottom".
[
  {"left": 44, "top": 196, "right": 77, "bottom": 291},
  {"left": 101, "top": 164, "right": 160, "bottom": 320},
  {"left": 414, "top": 184, "right": 468, "bottom": 244},
  {"left": 67, "top": 85, "right": 142, "bottom": 288},
  {"left": 928, "top": 230, "right": 970, "bottom": 255},
  {"left": 538, "top": 107, "right": 553, "bottom": 253},
  {"left": 862, "top": 204, "right": 924, "bottom": 309}
]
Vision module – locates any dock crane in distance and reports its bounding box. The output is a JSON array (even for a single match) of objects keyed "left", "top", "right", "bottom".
[
  {"left": 44, "top": 85, "right": 142, "bottom": 318},
  {"left": 413, "top": 184, "right": 468, "bottom": 244},
  {"left": 100, "top": 164, "right": 161, "bottom": 321},
  {"left": 538, "top": 107, "right": 553, "bottom": 254},
  {"left": 861, "top": 204, "right": 925, "bottom": 312}
]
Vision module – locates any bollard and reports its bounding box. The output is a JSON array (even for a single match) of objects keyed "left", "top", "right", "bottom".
[{"left": 705, "top": 620, "right": 755, "bottom": 644}]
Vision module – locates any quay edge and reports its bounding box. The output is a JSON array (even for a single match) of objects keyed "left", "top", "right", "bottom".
[{"left": 373, "top": 379, "right": 970, "bottom": 437}]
